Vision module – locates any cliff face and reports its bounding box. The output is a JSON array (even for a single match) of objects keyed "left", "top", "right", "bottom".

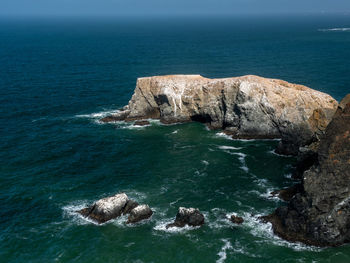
[
  {"left": 103, "top": 75, "right": 337, "bottom": 155},
  {"left": 266, "top": 94, "right": 350, "bottom": 246}
]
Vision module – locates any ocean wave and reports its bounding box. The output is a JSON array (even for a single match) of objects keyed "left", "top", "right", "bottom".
[
  {"left": 201, "top": 160, "right": 209, "bottom": 165},
  {"left": 319, "top": 28, "right": 350, "bottom": 32},
  {"left": 268, "top": 150, "right": 293, "bottom": 158},
  {"left": 217, "top": 145, "right": 242, "bottom": 150},
  {"left": 75, "top": 109, "right": 121, "bottom": 119},
  {"left": 153, "top": 219, "right": 201, "bottom": 233},
  {"left": 242, "top": 212, "right": 321, "bottom": 251},
  {"left": 215, "top": 132, "right": 233, "bottom": 140},
  {"left": 62, "top": 201, "right": 100, "bottom": 225},
  {"left": 216, "top": 239, "right": 233, "bottom": 263}
]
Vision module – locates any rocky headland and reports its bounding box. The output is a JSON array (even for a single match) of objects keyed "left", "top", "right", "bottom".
[
  {"left": 263, "top": 94, "right": 350, "bottom": 247},
  {"left": 101, "top": 75, "right": 337, "bottom": 155},
  {"left": 100, "top": 74, "right": 349, "bottom": 247}
]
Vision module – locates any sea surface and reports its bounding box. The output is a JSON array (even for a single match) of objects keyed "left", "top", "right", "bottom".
[{"left": 0, "top": 15, "right": 350, "bottom": 262}]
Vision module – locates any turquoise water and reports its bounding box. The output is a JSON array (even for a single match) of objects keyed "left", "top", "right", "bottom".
[{"left": 1, "top": 15, "right": 350, "bottom": 262}]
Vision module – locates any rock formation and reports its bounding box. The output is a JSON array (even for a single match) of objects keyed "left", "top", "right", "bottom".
[
  {"left": 127, "top": 205, "right": 153, "bottom": 224},
  {"left": 78, "top": 193, "right": 152, "bottom": 224},
  {"left": 102, "top": 75, "right": 337, "bottom": 155},
  {"left": 230, "top": 215, "right": 244, "bottom": 224},
  {"left": 263, "top": 94, "right": 350, "bottom": 246},
  {"left": 166, "top": 207, "right": 205, "bottom": 228}
]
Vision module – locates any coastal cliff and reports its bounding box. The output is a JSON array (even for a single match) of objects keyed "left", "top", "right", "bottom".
[
  {"left": 264, "top": 94, "right": 350, "bottom": 246},
  {"left": 102, "top": 75, "right": 338, "bottom": 155}
]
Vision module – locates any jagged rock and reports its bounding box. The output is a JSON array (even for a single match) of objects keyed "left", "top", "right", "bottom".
[
  {"left": 271, "top": 184, "right": 303, "bottom": 202},
  {"left": 134, "top": 120, "right": 150, "bottom": 126},
  {"left": 166, "top": 207, "right": 205, "bottom": 228},
  {"left": 230, "top": 215, "right": 244, "bottom": 224},
  {"left": 103, "top": 75, "right": 337, "bottom": 155},
  {"left": 78, "top": 193, "right": 129, "bottom": 224},
  {"left": 264, "top": 94, "right": 350, "bottom": 246},
  {"left": 126, "top": 205, "right": 153, "bottom": 224}
]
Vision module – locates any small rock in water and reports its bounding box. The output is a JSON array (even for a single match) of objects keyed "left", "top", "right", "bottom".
[
  {"left": 127, "top": 205, "right": 153, "bottom": 224},
  {"left": 77, "top": 193, "right": 140, "bottom": 224},
  {"left": 166, "top": 207, "right": 205, "bottom": 228},
  {"left": 134, "top": 120, "right": 150, "bottom": 126},
  {"left": 230, "top": 215, "right": 244, "bottom": 224}
]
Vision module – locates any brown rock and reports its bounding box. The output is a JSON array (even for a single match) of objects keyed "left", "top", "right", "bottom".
[{"left": 230, "top": 215, "right": 244, "bottom": 224}]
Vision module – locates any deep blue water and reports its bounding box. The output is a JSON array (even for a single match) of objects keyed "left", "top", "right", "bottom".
[{"left": 0, "top": 15, "right": 350, "bottom": 262}]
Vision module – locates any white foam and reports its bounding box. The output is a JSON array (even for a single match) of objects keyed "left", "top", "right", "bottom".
[
  {"left": 319, "top": 28, "right": 350, "bottom": 32},
  {"left": 153, "top": 219, "right": 201, "bottom": 233},
  {"left": 62, "top": 201, "right": 100, "bottom": 225},
  {"left": 216, "top": 239, "right": 233, "bottom": 263},
  {"left": 215, "top": 132, "right": 233, "bottom": 140},
  {"left": 218, "top": 145, "right": 242, "bottom": 150},
  {"left": 268, "top": 150, "right": 293, "bottom": 158},
  {"left": 242, "top": 212, "right": 321, "bottom": 251},
  {"left": 75, "top": 109, "right": 121, "bottom": 119},
  {"left": 171, "top": 130, "right": 178, "bottom": 134},
  {"left": 201, "top": 160, "right": 209, "bottom": 165},
  {"left": 169, "top": 197, "right": 183, "bottom": 207}
]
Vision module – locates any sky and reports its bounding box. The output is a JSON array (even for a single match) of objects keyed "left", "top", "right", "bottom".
[{"left": 1, "top": 0, "right": 350, "bottom": 17}]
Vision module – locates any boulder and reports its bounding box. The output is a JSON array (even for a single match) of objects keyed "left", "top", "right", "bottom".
[
  {"left": 264, "top": 94, "right": 350, "bottom": 246},
  {"left": 78, "top": 193, "right": 141, "bottom": 224},
  {"left": 102, "top": 75, "right": 337, "bottom": 155},
  {"left": 126, "top": 205, "right": 153, "bottom": 224},
  {"left": 166, "top": 207, "right": 205, "bottom": 228},
  {"left": 230, "top": 215, "right": 244, "bottom": 224}
]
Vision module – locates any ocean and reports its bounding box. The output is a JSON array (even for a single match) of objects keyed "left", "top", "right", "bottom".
[{"left": 0, "top": 15, "right": 350, "bottom": 262}]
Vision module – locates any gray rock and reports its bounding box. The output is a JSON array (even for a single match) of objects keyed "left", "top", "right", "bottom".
[
  {"left": 230, "top": 215, "right": 244, "bottom": 224},
  {"left": 264, "top": 94, "right": 350, "bottom": 246},
  {"left": 126, "top": 205, "right": 153, "bottom": 224},
  {"left": 78, "top": 193, "right": 129, "bottom": 224},
  {"left": 166, "top": 207, "right": 205, "bottom": 228}
]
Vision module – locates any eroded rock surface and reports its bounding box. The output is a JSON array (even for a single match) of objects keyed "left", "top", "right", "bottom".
[
  {"left": 264, "top": 94, "right": 350, "bottom": 246},
  {"left": 127, "top": 205, "right": 153, "bottom": 224},
  {"left": 104, "top": 75, "right": 337, "bottom": 155},
  {"left": 77, "top": 193, "right": 152, "bottom": 224},
  {"left": 78, "top": 193, "right": 129, "bottom": 224},
  {"left": 166, "top": 207, "right": 205, "bottom": 228}
]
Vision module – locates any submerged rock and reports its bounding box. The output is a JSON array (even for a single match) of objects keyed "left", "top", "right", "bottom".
[
  {"left": 230, "top": 215, "right": 244, "bottom": 224},
  {"left": 102, "top": 75, "right": 337, "bottom": 155},
  {"left": 265, "top": 94, "right": 350, "bottom": 246},
  {"left": 166, "top": 207, "right": 205, "bottom": 228},
  {"left": 126, "top": 205, "right": 153, "bottom": 224}
]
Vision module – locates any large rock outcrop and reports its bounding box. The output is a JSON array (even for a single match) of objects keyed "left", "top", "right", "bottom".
[
  {"left": 264, "top": 94, "right": 350, "bottom": 246},
  {"left": 102, "top": 75, "right": 337, "bottom": 155},
  {"left": 78, "top": 193, "right": 153, "bottom": 224}
]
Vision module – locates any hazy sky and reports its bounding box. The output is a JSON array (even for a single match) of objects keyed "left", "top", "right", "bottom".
[{"left": 1, "top": 0, "right": 350, "bottom": 17}]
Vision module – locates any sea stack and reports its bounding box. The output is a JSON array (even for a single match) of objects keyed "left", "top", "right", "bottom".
[
  {"left": 78, "top": 193, "right": 152, "bottom": 224},
  {"left": 264, "top": 94, "right": 350, "bottom": 246},
  {"left": 166, "top": 207, "right": 205, "bottom": 228},
  {"left": 101, "top": 75, "right": 337, "bottom": 155}
]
